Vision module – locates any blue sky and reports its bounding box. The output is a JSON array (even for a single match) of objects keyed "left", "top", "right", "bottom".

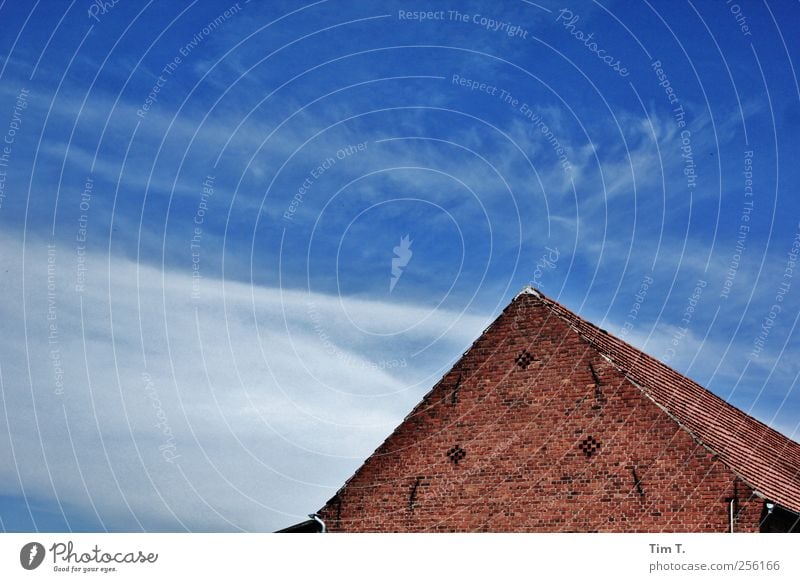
[{"left": 0, "top": 0, "right": 799, "bottom": 531}]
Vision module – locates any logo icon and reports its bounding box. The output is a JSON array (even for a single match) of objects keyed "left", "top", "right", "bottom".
[
  {"left": 390, "top": 235, "right": 413, "bottom": 292},
  {"left": 20, "top": 542, "right": 45, "bottom": 570}
]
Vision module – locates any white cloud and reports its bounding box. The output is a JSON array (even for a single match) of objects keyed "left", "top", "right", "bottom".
[{"left": 0, "top": 234, "right": 492, "bottom": 531}]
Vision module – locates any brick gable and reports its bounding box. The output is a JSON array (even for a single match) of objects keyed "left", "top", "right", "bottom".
[{"left": 316, "top": 289, "right": 798, "bottom": 532}]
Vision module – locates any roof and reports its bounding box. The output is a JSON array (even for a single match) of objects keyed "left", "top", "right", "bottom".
[{"left": 523, "top": 286, "right": 800, "bottom": 514}]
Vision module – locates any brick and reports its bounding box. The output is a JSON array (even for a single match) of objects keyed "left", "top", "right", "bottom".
[{"left": 315, "top": 289, "right": 799, "bottom": 532}]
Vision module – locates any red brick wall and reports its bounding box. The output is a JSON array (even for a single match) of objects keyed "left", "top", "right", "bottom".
[{"left": 318, "top": 293, "right": 765, "bottom": 532}]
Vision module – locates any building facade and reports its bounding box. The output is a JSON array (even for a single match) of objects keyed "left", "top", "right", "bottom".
[{"left": 298, "top": 289, "right": 800, "bottom": 532}]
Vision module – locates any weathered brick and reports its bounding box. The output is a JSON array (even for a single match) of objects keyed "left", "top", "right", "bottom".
[{"left": 315, "top": 290, "right": 798, "bottom": 532}]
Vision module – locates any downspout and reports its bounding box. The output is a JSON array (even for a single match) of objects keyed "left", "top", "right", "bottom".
[
  {"left": 310, "top": 513, "right": 327, "bottom": 533},
  {"left": 729, "top": 499, "right": 734, "bottom": 533},
  {"left": 728, "top": 481, "right": 739, "bottom": 533}
]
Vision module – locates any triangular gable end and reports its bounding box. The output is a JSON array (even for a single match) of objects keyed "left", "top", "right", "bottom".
[{"left": 316, "top": 288, "right": 800, "bottom": 532}]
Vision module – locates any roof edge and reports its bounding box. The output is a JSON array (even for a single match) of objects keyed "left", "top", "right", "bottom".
[{"left": 525, "top": 287, "right": 800, "bottom": 513}]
